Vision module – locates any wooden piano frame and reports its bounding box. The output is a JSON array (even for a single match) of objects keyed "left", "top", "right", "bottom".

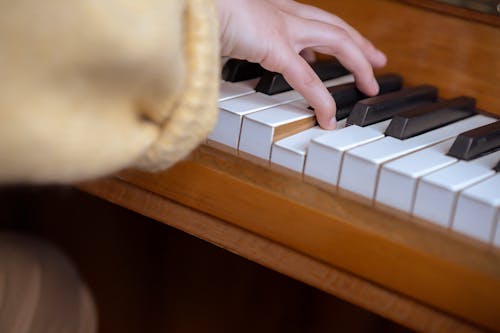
[{"left": 80, "top": 1, "right": 500, "bottom": 332}]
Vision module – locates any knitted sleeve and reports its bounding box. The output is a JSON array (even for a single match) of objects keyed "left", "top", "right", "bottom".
[{"left": 0, "top": 0, "right": 219, "bottom": 184}]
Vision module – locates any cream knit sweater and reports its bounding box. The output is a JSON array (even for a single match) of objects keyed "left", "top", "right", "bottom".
[{"left": 0, "top": 0, "right": 219, "bottom": 183}]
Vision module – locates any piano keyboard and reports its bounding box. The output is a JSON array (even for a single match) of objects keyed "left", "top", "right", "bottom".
[{"left": 209, "top": 58, "right": 500, "bottom": 248}]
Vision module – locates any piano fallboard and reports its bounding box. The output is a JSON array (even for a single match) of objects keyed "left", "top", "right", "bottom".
[{"left": 108, "top": 142, "right": 500, "bottom": 332}]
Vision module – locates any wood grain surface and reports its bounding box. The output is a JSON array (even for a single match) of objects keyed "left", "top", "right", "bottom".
[
  {"left": 79, "top": 177, "right": 483, "bottom": 333},
  {"left": 109, "top": 143, "right": 500, "bottom": 332},
  {"left": 399, "top": 0, "right": 500, "bottom": 27},
  {"left": 274, "top": 116, "right": 318, "bottom": 141}
]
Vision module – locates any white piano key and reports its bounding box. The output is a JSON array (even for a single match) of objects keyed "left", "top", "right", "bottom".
[
  {"left": 211, "top": 91, "right": 301, "bottom": 149},
  {"left": 219, "top": 79, "right": 259, "bottom": 101},
  {"left": 303, "top": 120, "right": 390, "bottom": 186},
  {"left": 452, "top": 174, "right": 500, "bottom": 243},
  {"left": 375, "top": 139, "right": 457, "bottom": 213},
  {"left": 207, "top": 107, "right": 240, "bottom": 148},
  {"left": 210, "top": 93, "right": 285, "bottom": 149},
  {"left": 271, "top": 125, "right": 337, "bottom": 173},
  {"left": 339, "top": 115, "right": 495, "bottom": 200},
  {"left": 413, "top": 150, "right": 500, "bottom": 228},
  {"left": 239, "top": 102, "right": 315, "bottom": 160},
  {"left": 208, "top": 75, "right": 354, "bottom": 148}
]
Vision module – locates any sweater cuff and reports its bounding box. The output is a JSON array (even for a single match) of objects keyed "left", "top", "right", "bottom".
[{"left": 133, "top": 0, "right": 220, "bottom": 171}]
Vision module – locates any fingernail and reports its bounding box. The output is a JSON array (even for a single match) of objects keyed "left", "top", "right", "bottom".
[
  {"left": 372, "top": 77, "right": 380, "bottom": 95},
  {"left": 328, "top": 116, "right": 337, "bottom": 129},
  {"left": 375, "top": 50, "right": 387, "bottom": 65}
]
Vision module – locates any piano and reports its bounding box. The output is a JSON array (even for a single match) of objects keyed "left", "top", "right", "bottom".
[{"left": 80, "top": 1, "right": 500, "bottom": 332}]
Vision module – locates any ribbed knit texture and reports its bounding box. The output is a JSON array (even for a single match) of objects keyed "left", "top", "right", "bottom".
[{"left": 134, "top": 0, "right": 220, "bottom": 171}]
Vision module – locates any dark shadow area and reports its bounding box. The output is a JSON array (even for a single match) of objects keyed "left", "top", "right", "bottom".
[{"left": 0, "top": 186, "right": 413, "bottom": 333}]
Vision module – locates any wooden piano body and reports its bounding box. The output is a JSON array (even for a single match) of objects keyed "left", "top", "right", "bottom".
[{"left": 80, "top": 1, "right": 500, "bottom": 332}]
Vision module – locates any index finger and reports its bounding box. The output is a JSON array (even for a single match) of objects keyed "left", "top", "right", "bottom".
[{"left": 278, "top": 52, "right": 338, "bottom": 129}]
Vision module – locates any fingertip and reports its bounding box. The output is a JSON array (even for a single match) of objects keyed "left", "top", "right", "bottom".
[
  {"left": 357, "top": 76, "right": 379, "bottom": 97},
  {"left": 372, "top": 50, "right": 387, "bottom": 68},
  {"left": 317, "top": 109, "right": 337, "bottom": 130},
  {"left": 371, "top": 76, "right": 380, "bottom": 95},
  {"left": 318, "top": 117, "right": 336, "bottom": 130},
  {"left": 327, "top": 116, "right": 338, "bottom": 129},
  {"left": 316, "top": 95, "right": 337, "bottom": 130},
  {"left": 364, "top": 40, "right": 387, "bottom": 68}
]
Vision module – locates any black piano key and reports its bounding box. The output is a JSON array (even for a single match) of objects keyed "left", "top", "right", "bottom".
[
  {"left": 447, "top": 120, "right": 500, "bottom": 161},
  {"left": 385, "top": 96, "right": 477, "bottom": 140},
  {"left": 328, "top": 73, "right": 403, "bottom": 120},
  {"left": 376, "top": 74, "right": 404, "bottom": 95},
  {"left": 255, "top": 59, "right": 349, "bottom": 95},
  {"left": 329, "top": 73, "right": 404, "bottom": 108},
  {"left": 335, "top": 107, "right": 353, "bottom": 121},
  {"left": 308, "top": 73, "right": 404, "bottom": 120},
  {"left": 221, "top": 59, "right": 265, "bottom": 82},
  {"left": 347, "top": 85, "right": 438, "bottom": 127},
  {"left": 494, "top": 160, "right": 500, "bottom": 172}
]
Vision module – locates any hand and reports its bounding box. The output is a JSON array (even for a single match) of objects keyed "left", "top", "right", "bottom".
[{"left": 216, "top": 0, "right": 387, "bottom": 129}]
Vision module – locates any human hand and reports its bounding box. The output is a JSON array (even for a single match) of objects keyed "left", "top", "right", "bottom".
[{"left": 216, "top": 0, "right": 387, "bottom": 129}]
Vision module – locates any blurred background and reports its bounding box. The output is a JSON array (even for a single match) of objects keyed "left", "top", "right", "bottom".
[{"left": 0, "top": 186, "right": 411, "bottom": 333}]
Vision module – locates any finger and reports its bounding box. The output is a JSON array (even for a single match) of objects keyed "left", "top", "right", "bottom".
[
  {"left": 273, "top": 0, "right": 387, "bottom": 68},
  {"left": 293, "top": 19, "right": 379, "bottom": 96},
  {"left": 261, "top": 49, "right": 338, "bottom": 129}
]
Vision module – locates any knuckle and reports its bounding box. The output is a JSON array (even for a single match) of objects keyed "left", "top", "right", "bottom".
[
  {"left": 302, "top": 68, "right": 319, "bottom": 88},
  {"left": 260, "top": 52, "right": 286, "bottom": 73},
  {"left": 331, "top": 27, "right": 350, "bottom": 45}
]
